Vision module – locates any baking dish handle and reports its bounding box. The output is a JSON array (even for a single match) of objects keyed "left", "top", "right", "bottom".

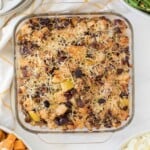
[
  {"left": 106, "top": 0, "right": 129, "bottom": 14},
  {"left": 37, "top": 132, "right": 114, "bottom": 144}
]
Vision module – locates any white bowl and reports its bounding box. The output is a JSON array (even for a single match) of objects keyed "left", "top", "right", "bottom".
[
  {"left": 121, "top": 0, "right": 150, "bottom": 19},
  {"left": 120, "top": 131, "right": 150, "bottom": 149},
  {"left": 0, "top": 125, "right": 32, "bottom": 150}
]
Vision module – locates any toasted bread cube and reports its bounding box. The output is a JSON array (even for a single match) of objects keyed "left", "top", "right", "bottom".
[
  {"left": 0, "top": 130, "right": 6, "bottom": 141},
  {"left": 1, "top": 139, "right": 14, "bottom": 150},
  {"left": 14, "top": 140, "right": 26, "bottom": 150},
  {"left": 6, "top": 134, "right": 17, "bottom": 142},
  {"left": 56, "top": 104, "right": 68, "bottom": 116}
]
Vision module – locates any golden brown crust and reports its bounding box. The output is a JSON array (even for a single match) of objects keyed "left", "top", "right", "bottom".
[{"left": 16, "top": 16, "right": 131, "bottom": 131}]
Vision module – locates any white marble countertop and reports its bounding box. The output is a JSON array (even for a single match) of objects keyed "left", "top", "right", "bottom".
[{"left": 12, "top": 3, "right": 150, "bottom": 150}]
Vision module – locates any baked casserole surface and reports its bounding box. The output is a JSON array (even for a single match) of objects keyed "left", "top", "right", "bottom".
[{"left": 16, "top": 16, "right": 131, "bottom": 131}]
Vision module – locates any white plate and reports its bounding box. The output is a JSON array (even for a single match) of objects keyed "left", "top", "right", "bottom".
[
  {"left": 121, "top": 0, "right": 150, "bottom": 19},
  {"left": 0, "top": 125, "right": 32, "bottom": 150}
]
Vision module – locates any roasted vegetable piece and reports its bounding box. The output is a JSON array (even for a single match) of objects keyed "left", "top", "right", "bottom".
[
  {"left": 29, "top": 111, "right": 40, "bottom": 122},
  {"left": 61, "top": 79, "right": 74, "bottom": 92},
  {"left": 118, "top": 99, "right": 129, "bottom": 110},
  {"left": 125, "top": 0, "right": 150, "bottom": 13}
]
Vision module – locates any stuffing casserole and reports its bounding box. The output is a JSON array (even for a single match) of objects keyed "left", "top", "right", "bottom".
[{"left": 16, "top": 15, "right": 131, "bottom": 131}]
